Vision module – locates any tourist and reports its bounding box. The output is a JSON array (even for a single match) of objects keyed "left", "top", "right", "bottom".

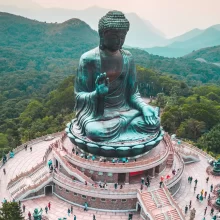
[
  {"left": 30, "top": 146, "right": 32, "bottom": 152},
  {"left": 71, "top": 205, "right": 73, "bottom": 214},
  {"left": 188, "top": 176, "right": 190, "bottom": 183},
  {"left": 189, "top": 200, "right": 192, "bottom": 209},
  {"left": 204, "top": 206, "right": 207, "bottom": 215},
  {"left": 201, "top": 189, "right": 204, "bottom": 195},
  {"left": 141, "top": 177, "right": 144, "bottom": 184},
  {"left": 68, "top": 208, "right": 71, "bottom": 216},
  {"left": 84, "top": 202, "right": 88, "bottom": 211},
  {"left": 45, "top": 206, "right": 48, "bottom": 214},
  {"left": 194, "top": 179, "right": 198, "bottom": 187},
  {"left": 120, "top": 184, "right": 123, "bottom": 189},
  {"left": 105, "top": 183, "right": 108, "bottom": 190},
  {"left": 166, "top": 174, "right": 170, "bottom": 179},
  {"left": 128, "top": 213, "right": 133, "bottom": 220},
  {"left": 185, "top": 205, "right": 188, "bottom": 214},
  {"left": 28, "top": 211, "right": 31, "bottom": 220},
  {"left": 85, "top": 181, "right": 87, "bottom": 185},
  {"left": 210, "top": 184, "right": 213, "bottom": 192},
  {"left": 48, "top": 201, "right": 51, "bottom": 210},
  {"left": 210, "top": 207, "right": 214, "bottom": 215},
  {"left": 74, "top": 215, "right": 76, "bottom": 220},
  {"left": 19, "top": 200, "right": 21, "bottom": 206},
  {"left": 199, "top": 194, "right": 203, "bottom": 202},
  {"left": 146, "top": 176, "right": 150, "bottom": 184},
  {"left": 93, "top": 214, "right": 96, "bottom": 220},
  {"left": 172, "top": 169, "right": 176, "bottom": 175},
  {"left": 194, "top": 186, "right": 196, "bottom": 193},
  {"left": 206, "top": 177, "right": 209, "bottom": 183},
  {"left": 196, "top": 194, "right": 200, "bottom": 200},
  {"left": 3, "top": 168, "right": 6, "bottom": 175},
  {"left": 2, "top": 198, "right": 7, "bottom": 203},
  {"left": 159, "top": 181, "right": 163, "bottom": 188},
  {"left": 114, "top": 182, "right": 118, "bottom": 189},
  {"left": 22, "top": 204, "right": 25, "bottom": 212},
  {"left": 24, "top": 145, "right": 27, "bottom": 151},
  {"left": 208, "top": 194, "right": 211, "bottom": 200},
  {"left": 190, "top": 177, "right": 193, "bottom": 184},
  {"left": 140, "top": 184, "right": 143, "bottom": 191},
  {"left": 204, "top": 191, "right": 207, "bottom": 198}
]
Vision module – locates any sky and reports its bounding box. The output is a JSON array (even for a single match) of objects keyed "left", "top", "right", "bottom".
[{"left": 1, "top": 0, "right": 220, "bottom": 37}]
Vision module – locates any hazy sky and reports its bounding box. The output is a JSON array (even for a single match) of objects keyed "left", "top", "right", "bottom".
[{"left": 2, "top": 0, "right": 220, "bottom": 37}]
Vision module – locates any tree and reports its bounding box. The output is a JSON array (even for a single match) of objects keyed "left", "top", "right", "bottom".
[
  {"left": 155, "top": 93, "right": 167, "bottom": 108},
  {"left": 0, "top": 133, "right": 8, "bottom": 148},
  {"left": 177, "top": 119, "right": 206, "bottom": 140},
  {"left": 0, "top": 202, "right": 24, "bottom": 220},
  {"left": 198, "top": 124, "right": 220, "bottom": 154}
]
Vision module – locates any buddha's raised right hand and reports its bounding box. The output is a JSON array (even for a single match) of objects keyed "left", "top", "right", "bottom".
[{"left": 95, "top": 73, "right": 109, "bottom": 97}]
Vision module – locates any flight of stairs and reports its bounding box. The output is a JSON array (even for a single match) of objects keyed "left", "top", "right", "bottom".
[
  {"left": 30, "top": 166, "right": 48, "bottom": 184},
  {"left": 139, "top": 188, "right": 184, "bottom": 220},
  {"left": 8, "top": 166, "right": 49, "bottom": 198},
  {"left": 167, "top": 208, "right": 182, "bottom": 220},
  {"left": 156, "top": 188, "right": 171, "bottom": 207},
  {"left": 141, "top": 191, "right": 157, "bottom": 212}
]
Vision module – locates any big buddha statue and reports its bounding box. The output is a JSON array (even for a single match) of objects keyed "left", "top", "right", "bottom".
[{"left": 66, "top": 11, "right": 164, "bottom": 157}]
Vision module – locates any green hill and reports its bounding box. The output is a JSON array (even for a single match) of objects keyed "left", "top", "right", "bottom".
[{"left": 184, "top": 45, "right": 220, "bottom": 63}]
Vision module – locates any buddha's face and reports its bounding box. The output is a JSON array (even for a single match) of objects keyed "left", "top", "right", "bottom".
[{"left": 103, "top": 30, "right": 127, "bottom": 52}]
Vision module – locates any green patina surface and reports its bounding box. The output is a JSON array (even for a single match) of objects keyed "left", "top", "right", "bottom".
[
  {"left": 66, "top": 11, "right": 163, "bottom": 157},
  {"left": 213, "top": 159, "right": 220, "bottom": 174},
  {"left": 33, "top": 208, "right": 43, "bottom": 220}
]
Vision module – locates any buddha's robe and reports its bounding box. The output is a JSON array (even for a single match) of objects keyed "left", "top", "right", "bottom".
[{"left": 74, "top": 47, "right": 160, "bottom": 142}]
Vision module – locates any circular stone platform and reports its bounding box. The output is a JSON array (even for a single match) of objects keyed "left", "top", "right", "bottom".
[
  {"left": 65, "top": 119, "right": 164, "bottom": 157},
  {"left": 1, "top": 133, "right": 220, "bottom": 220}
]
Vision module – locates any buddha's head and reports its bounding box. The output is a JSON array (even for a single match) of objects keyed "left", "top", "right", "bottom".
[{"left": 98, "top": 10, "right": 130, "bottom": 51}]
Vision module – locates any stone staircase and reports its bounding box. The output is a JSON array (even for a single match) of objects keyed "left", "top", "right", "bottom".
[
  {"left": 8, "top": 165, "right": 49, "bottom": 199},
  {"left": 141, "top": 191, "right": 157, "bottom": 211},
  {"left": 8, "top": 178, "right": 27, "bottom": 197},
  {"left": 168, "top": 208, "right": 182, "bottom": 220},
  {"left": 138, "top": 188, "right": 185, "bottom": 220},
  {"left": 155, "top": 188, "right": 171, "bottom": 207},
  {"left": 30, "top": 166, "right": 48, "bottom": 184}
]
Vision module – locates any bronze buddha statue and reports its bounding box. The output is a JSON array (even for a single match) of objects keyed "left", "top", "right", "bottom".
[{"left": 66, "top": 11, "right": 163, "bottom": 157}]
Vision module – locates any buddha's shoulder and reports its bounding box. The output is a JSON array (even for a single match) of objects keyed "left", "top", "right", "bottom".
[
  {"left": 80, "top": 47, "right": 99, "bottom": 61},
  {"left": 121, "top": 49, "right": 134, "bottom": 60}
]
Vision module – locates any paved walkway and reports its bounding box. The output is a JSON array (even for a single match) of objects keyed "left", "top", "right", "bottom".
[{"left": 174, "top": 141, "right": 220, "bottom": 219}]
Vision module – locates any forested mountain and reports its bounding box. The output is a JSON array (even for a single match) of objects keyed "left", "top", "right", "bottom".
[
  {"left": 0, "top": 5, "right": 166, "bottom": 48},
  {"left": 145, "top": 26, "right": 220, "bottom": 57}
]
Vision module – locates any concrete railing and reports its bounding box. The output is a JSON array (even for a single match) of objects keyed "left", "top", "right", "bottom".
[
  {"left": 163, "top": 186, "right": 185, "bottom": 220},
  {"left": 53, "top": 173, "right": 137, "bottom": 199},
  {"left": 175, "top": 139, "right": 215, "bottom": 160},
  {"left": 7, "top": 161, "right": 45, "bottom": 189},
  {"left": 165, "top": 152, "right": 185, "bottom": 189},
  {"left": 175, "top": 147, "right": 199, "bottom": 159},
  {"left": 15, "top": 173, "right": 52, "bottom": 200},
  {"left": 53, "top": 147, "right": 94, "bottom": 184},
  {"left": 137, "top": 190, "right": 154, "bottom": 220}
]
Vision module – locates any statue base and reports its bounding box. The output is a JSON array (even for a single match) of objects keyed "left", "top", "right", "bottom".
[{"left": 65, "top": 119, "right": 164, "bottom": 157}]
